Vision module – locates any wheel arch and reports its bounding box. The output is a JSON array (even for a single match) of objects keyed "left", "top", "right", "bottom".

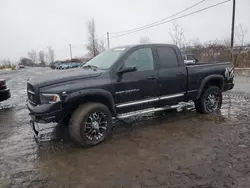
[
  {"left": 197, "top": 75, "right": 224, "bottom": 99},
  {"left": 64, "top": 89, "right": 116, "bottom": 116}
]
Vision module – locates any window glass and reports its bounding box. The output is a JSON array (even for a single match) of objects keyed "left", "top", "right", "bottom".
[
  {"left": 84, "top": 48, "right": 125, "bottom": 69},
  {"left": 124, "top": 48, "right": 154, "bottom": 71},
  {"left": 187, "top": 55, "right": 195, "bottom": 61},
  {"left": 157, "top": 47, "right": 179, "bottom": 68}
]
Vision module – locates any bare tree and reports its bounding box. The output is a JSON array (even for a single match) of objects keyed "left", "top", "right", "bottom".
[
  {"left": 27, "top": 49, "right": 37, "bottom": 64},
  {"left": 139, "top": 37, "right": 151, "bottom": 44},
  {"left": 232, "top": 24, "right": 248, "bottom": 67},
  {"left": 20, "top": 57, "right": 34, "bottom": 66},
  {"left": 223, "top": 38, "right": 231, "bottom": 48},
  {"left": 47, "top": 46, "right": 55, "bottom": 65},
  {"left": 38, "top": 51, "right": 46, "bottom": 67},
  {"left": 188, "top": 38, "right": 201, "bottom": 47},
  {"left": 169, "top": 22, "right": 185, "bottom": 49},
  {"left": 86, "top": 18, "right": 99, "bottom": 58},
  {"left": 0, "top": 59, "right": 11, "bottom": 65},
  {"left": 236, "top": 24, "right": 248, "bottom": 46},
  {"left": 98, "top": 39, "right": 106, "bottom": 53}
]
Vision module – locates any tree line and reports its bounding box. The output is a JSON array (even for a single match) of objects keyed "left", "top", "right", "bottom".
[
  {"left": 138, "top": 22, "right": 250, "bottom": 67},
  {"left": 20, "top": 46, "right": 55, "bottom": 67},
  {"left": 20, "top": 18, "right": 105, "bottom": 67},
  {"left": 89, "top": 19, "right": 249, "bottom": 68}
]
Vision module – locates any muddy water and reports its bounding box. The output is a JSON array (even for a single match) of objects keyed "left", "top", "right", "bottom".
[{"left": 1, "top": 68, "right": 250, "bottom": 188}]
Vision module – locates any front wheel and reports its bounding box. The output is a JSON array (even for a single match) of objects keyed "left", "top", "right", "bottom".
[
  {"left": 69, "top": 103, "right": 113, "bottom": 147},
  {"left": 194, "top": 86, "right": 222, "bottom": 114}
]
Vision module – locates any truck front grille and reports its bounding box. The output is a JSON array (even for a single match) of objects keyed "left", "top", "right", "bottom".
[{"left": 27, "top": 83, "right": 36, "bottom": 105}]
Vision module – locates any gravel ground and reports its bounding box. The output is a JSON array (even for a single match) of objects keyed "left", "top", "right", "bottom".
[{"left": 0, "top": 67, "right": 250, "bottom": 188}]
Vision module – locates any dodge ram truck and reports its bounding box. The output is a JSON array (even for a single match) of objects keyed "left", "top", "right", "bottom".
[{"left": 27, "top": 44, "right": 234, "bottom": 147}]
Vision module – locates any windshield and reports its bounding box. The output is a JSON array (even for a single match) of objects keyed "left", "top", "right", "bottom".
[
  {"left": 84, "top": 49, "right": 125, "bottom": 69},
  {"left": 187, "top": 55, "right": 195, "bottom": 60}
]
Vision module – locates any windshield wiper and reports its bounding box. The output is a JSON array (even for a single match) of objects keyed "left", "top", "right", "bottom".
[{"left": 83, "top": 65, "right": 99, "bottom": 69}]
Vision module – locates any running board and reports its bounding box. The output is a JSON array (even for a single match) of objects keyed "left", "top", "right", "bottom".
[{"left": 116, "top": 104, "right": 180, "bottom": 119}]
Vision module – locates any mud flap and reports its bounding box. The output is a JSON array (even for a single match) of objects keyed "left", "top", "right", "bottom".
[
  {"left": 29, "top": 119, "right": 64, "bottom": 142},
  {"left": 30, "top": 120, "right": 39, "bottom": 137}
]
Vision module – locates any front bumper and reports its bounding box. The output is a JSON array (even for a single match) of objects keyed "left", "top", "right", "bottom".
[
  {"left": 0, "top": 88, "right": 11, "bottom": 102},
  {"left": 223, "top": 83, "right": 234, "bottom": 91},
  {"left": 27, "top": 101, "right": 64, "bottom": 123}
]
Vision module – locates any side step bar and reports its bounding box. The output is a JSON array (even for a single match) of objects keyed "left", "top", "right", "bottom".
[{"left": 116, "top": 104, "right": 180, "bottom": 119}]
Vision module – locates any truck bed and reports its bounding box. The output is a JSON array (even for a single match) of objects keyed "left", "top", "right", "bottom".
[
  {"left": 185, "top": 61, "right": 232, "bottom": 66},
  {"left": 185, "top": 61, "right": 233, "bottom": 99}
]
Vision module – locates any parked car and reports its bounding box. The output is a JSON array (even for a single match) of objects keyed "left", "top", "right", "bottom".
[
  {"left": 18, "top": 64, "right": 25, "bottom": 68},
  {"left": 53, "top": 62, "right": 82, "bottom": 70},
  {"left": 51, "top": 62, "right": 61, "bottom": 69},
  {"left": 55, "top": 63, "right": 64, "bottom": 69},
  {"left": 27, "top": 44, "right": 234, "bottom": 147},
  {"left": 61, "top": 64, "right": 70, "bottom": 69},
  {"left": 0, "top": 79, "right": 11, "bottom": 102},
  {"left": 68, "top": 63, "right": 75, "bottom": 69},
  {"left": 16, "top": 64, "right": 25, "bottom": 69},
  {"left": 71, "top": 62, "right": 80, "bottom": 68},
  {"left": 183, "top": 54, "right": 198, "bottom": 64}
]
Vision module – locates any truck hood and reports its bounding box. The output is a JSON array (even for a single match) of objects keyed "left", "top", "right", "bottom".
[{"left": 28, "top": 68, "right": 103, "bottom": 88}]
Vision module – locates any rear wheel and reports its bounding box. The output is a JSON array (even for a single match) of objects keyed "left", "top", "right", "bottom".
[
  {"left": 194, "top": 86, "right": 222, "bottom": 114},
  {"left": 69, "top": 102, "right": 113, "bottom": 147}
]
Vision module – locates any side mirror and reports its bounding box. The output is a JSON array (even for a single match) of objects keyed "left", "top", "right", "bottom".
[{"left": 117, "top": 66, "right": 137, "bottom": 74}]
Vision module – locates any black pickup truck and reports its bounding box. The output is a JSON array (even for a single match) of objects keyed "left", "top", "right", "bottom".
[{"left": 27, "top": 44, "right": 234, "bottom": 147}]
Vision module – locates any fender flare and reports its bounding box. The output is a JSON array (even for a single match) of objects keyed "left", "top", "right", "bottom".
[
  {"left": 65, "top": 89, "right": 116, "bottom": 115},
  {"left": 197, "top": 75, "right": 224, "bottom": 99}
]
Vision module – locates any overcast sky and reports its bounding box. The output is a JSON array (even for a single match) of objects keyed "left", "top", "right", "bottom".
[{"left": 0, "top": 0, "right": 249, "bottom": 62}]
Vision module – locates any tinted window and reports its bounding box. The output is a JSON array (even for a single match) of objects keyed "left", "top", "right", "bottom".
[
  {"left": 187, "top": 55, "right": 195, "bottom": 61},
  {"left": 124, "top": 48, "right": 154, "bottom": 71},
  {"left": 157, "top": 47, "right": 179, "bottom": 68}
]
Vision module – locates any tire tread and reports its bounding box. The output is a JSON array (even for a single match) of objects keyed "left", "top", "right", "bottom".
[
  {"left": 68, "top": 102, "right": 112, "bottom": 147},
  {"left": 194, "top": 86, "right": 222, "bottom": 114}
]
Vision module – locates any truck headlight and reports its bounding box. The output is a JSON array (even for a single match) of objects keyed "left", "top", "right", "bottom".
[{"left": 40, "top": 93, "right": 61, "bottom": 104}]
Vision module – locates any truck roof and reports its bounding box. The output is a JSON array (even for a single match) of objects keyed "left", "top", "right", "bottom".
[{"left": 110, "top": 44, "right": 178, "bottom": 51}]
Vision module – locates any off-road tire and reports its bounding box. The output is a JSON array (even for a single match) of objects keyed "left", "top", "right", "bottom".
[
  {"left": 194, "top": 86, "right": 222, "bottom": 114},
  {"left": 69, "top": 102, "right": 113, "bottom": 147}
]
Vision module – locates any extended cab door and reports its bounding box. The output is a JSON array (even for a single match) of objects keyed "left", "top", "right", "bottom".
[
  {"left": 155, "top": 46, "right": 187, "bottom": 100},
  {"left": 113, "top": 47, "right": 158, "bottom": 112}
]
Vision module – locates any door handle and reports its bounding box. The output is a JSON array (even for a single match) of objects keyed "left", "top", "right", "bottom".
[
  {"left": 147, "top": 76, "right": 157, "bottom": 80},
  {"left": 176, "top": 72, "right": 184, "bottom": 76}
]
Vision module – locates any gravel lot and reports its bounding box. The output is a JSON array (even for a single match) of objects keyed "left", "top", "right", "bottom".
[{"left": 0, "top": 67, "right": 250, "bottom": 188}]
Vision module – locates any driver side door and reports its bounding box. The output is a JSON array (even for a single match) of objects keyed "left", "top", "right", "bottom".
[{"left": 113, "top": 47, "right": 158, "bottom": 113}]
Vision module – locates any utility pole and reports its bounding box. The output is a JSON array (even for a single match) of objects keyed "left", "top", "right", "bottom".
[
  {"left": 93, "top": 38, "right": 96, "bottom": 57},
  {"left": 230, "top": 0, "right": 236, "bottom": 48},
  {"left": 69, "top": 44, "right": 72, "bottom": 60},
  {"left": 107, "top": 32, "right": 110, "bottom": 49}
]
